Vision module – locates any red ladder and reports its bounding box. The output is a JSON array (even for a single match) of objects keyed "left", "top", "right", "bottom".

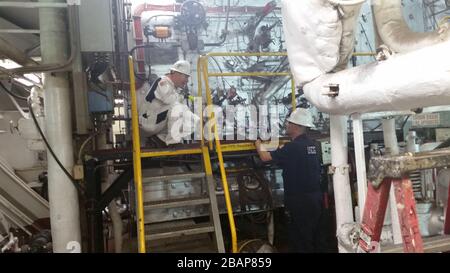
[{"left": 358, "top": 176, "right": 424, "bottom": 253}]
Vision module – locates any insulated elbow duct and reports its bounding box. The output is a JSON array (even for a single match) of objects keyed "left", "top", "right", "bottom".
[
  {"left": 333, "top": 3, "right": 364, "bottom": 71},
  {"left": 303, "top": 40, "right": 450, "bottom": 115},
  {"left": 373, "top": 0, "right": 450, "bottom": 53},
  {"left": 281, "top": 0, "right": 342, "bottom": 85}
]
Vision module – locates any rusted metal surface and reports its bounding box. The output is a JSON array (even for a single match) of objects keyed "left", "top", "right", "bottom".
[
  {"left": 368, "top": 148, "right": 450, "bottom": 188},
  {"left": 358, "top": 179, "right": 392, "bottom": 253},
  {"left": 358, "top": 177, "right": 424, "bottom": 253},
  {"left": 392, "top": 177, "right": 424, "bottom": 253}
]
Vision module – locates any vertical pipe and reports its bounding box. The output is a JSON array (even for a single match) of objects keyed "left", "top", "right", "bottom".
[
  {"left": 330, "top": 115, "right": 354, "bottom": 253},
  {"left": 381, "top": 118, "right": 402, "bottom": 245},
  {"left": 351, "top": 114, "right": 367, "bottom": 221},
  {"left": 84, "top": 159, "right": 104, "bottom": 253},
  {"left": 96, "top": 133, "right": 123, "bottom": 253},
  {"left": 71, "top": 8, "right": 91, "bottom": 135},
  {"left": 40, "top": 0, "right": 81, "bottom": 252}
]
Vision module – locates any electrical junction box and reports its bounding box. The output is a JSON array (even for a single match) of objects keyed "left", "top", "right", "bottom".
[
  {"left": 321, "top": 141, "right": 332, "bottom": 165},
  {"left": 73, "top": 165, "right": 84, "bottom": 180},
  {"left": 79, "top": 0, "right": 114, "bottom": 52}
]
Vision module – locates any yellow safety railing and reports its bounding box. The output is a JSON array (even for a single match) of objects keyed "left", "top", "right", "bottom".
[
  {"left": 128, "top": 56, "right": 146, "bottom": 253},
  {"left": 198, "top": 52, "right": 296, "bottom": 253},
  {"left": 439, "top": 16, "right": 450, "bottom": 27}
]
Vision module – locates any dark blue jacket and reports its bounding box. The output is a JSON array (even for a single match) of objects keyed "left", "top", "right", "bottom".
[{"left": 270, "top": 134, "right": 322, "bottom": 208}]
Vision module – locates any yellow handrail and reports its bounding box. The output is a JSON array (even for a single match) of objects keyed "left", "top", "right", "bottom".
[
  {"left": 439, "top": 16, "right": 450, "bottom": 27},
  {"left": 197, "top": 51, "right": 297, "bottom": 253},
  {"left": 212, "top": 113, "right": 238, "bottom": 253},
  {"left": 128, "top": 56, "right": 146, "bottom": 253},
  {"left": 197, "top": 57, "right": 204, "bottom": 147},
  {"left": 352, "top": 52, "right": 376, "bottom": 56},
  {"left": 201, "top": 57, "right": 215, "bottom": 151}
]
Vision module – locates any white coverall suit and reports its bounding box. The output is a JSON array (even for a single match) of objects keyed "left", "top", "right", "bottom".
[{"left": 138, "top": 76, "right": 199, "bottom": 145}]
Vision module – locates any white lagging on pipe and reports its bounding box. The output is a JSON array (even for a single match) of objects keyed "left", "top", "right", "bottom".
[
  {"left": 373, "top": 0, "right": 450, "bottom": 53},
  {"left": 333, "top": 3, "right": 364, "bottom": 71},
  {"left": 351, "top": 114, "right": 367, "bottom": 221},
  {"left": 303, "top": 40, "right": 450, "bottom": 115},
  {"left": 330, "top": 115, "right": 354, "bottom": 253},
  {"left": 381, "top": 118, "right": 402, "bottom": 245}
]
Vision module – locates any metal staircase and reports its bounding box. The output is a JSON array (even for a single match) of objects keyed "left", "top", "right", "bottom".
[
  {"left": 128, "top": 56, "right": 234, "bottom": 253},
  {"left": 139, "top": 154, "right": 225, "bottom": 252}
]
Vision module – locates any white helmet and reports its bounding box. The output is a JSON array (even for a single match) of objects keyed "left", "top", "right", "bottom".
[
  {"left": 170, "top": 60, "right": 191, "bottom": 76},
  {"left": 286, "top": 108, "right": 314, "bottom": 128}
]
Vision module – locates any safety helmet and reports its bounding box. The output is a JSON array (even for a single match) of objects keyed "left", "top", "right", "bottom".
[
  {"left": 286, "top": 108, "right": 314, "bottom": 128},
  {"left": 170, "top": 60, "right": 191, "bottom": 76}
]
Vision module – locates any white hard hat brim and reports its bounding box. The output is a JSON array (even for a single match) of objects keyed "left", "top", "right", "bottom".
[
  {"left": 286, "top": 117, "right": 314, "bottom": 128},
  {"left": 170, "top": 68, "right": 190, "bottom": 76}
]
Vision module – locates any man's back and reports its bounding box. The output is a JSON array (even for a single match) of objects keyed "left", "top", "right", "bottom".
[{"left": 270, "top": 134, "right": 322, "bottom": 205}]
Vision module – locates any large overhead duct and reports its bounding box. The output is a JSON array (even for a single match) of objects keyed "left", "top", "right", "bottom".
[
  {"left": 333, "top": 3, "right": 364, "bottom": 71},
  {"left": 303, "top": 40, "right": 450, "bottom": 115},
  {"left": 281, "top": 0, "right": 342, "bottom": 85},
  {"left": 373, "top": 0, "right": 450, "bottom": 53}
]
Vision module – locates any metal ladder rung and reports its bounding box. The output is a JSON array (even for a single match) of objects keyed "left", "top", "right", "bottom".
[
  {"left": 142, "top": 172, "right": 205, "bottom": 183},
  {"left": 144, "top": 197, "right": 210, "bottom": 210},
  {"left": 145, "top": 223, "right": 215, "bottom": 241}
]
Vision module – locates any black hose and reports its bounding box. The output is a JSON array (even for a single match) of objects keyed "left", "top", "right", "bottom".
[{"left": 27, "top": 98, "right": 86, "bottom": 196}]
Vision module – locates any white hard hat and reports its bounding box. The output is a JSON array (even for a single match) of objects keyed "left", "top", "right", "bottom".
[
  {"left": 286, "top": 108, "right": 314, "bottom": 128},
  {"left": 170, "top": 60, "right": 191, "bottom": 76}
]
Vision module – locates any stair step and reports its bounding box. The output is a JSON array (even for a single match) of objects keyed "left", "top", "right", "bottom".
[
  {"left": 145, "top": 222, "right": 215, "bottom": 241},
  {"left": 142, "top": 172, "right": 205, "bottom": 183},
  {"left": 144, "top": 197, "right": 210, "bottom": 210}
]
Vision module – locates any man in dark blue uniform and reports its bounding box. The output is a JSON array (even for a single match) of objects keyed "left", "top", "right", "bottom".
[{"left": 255, "top": 108, "right": 324, "bottom": 252}]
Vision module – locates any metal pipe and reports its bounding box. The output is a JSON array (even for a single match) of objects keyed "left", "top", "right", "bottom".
[
  {"left": 40, "top": 0, "right": 81, "bottom": 253},
  {"left": 2, "top": 4, "right": 79, "bottom": 75},
  {"left": 330, "top": 115, "right": 354, "bottom": 253},
  {"left": 373, "top": 0, "right": 450, "bottom": 53},
  {"left": 0, "top": 36, "right": 38, "bottom": 66},
  {"left": 333, "top": 4, "right": 364, "bottom": 71},
  {"left": 71, "top": 6, "right": 90, "bottom": 135},
  {"left": 97, "top": 133, "right": 123, "bottom": 254},
  {"left": 0, "top": 1, "right": 67, "bottom": 8},
  {"left": 6, "top": 93, "right": 29, "bottom": 119},
  {"left": 0, "top": 29, "right": 40, "bottom": 34},
  {"left": 351, "top": 114, "right": 367, "bottom": 221},
  {"left": 381, "top": 118, "right": 402, "bottom": 245}
]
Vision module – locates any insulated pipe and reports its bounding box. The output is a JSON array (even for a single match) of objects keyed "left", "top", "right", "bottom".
[
  {"left": 303, "top": 40, "right": 450, "bottom": 115},
  {"left": 40, "top": 0, "right": 81, "bottom": 253},
  {"left": 381, "top": 118, "right": 402, "bottom": 245},
  {"left": 333, "top": 4, "right": 364, "bottom": 71},
  {"left": 373, "top": 0, "right": 450, "bottom": 53},
  {"left": 330, "top": 115, "right": 354, "bottom": 253},
  {"left": 350, "top": 114, "right": 367, "bottom": 221}
]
